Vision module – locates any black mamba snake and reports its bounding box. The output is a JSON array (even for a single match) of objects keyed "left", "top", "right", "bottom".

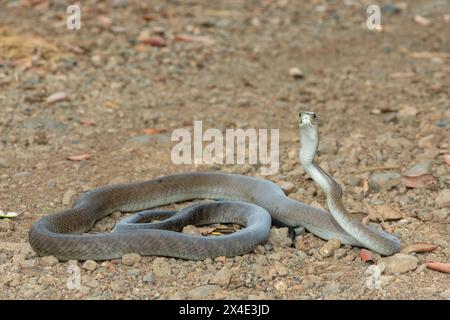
[{"left": 28, "top": 112, "right": 401, "bottom": 260}]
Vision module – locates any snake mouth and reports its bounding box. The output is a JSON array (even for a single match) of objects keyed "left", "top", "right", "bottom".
[{"left": 298, "top": 111, "right": 317, "bottom": 127}]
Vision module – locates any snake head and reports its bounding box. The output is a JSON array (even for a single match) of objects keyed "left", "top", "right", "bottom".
[{"left": 298, "top": 111, "right": 317, "bottom": 127}]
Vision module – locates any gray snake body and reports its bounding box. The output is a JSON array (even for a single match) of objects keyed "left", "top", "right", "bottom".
[{"left": 28, "top": 112, "right": 401, "bottom": 261}]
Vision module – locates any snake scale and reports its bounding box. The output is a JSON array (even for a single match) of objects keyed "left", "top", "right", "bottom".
[{"left": 28, "top": 112, "right": 401, "bottom": 261}]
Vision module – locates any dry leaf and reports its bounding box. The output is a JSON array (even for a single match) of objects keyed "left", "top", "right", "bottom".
[
  {"left": 360, "top": 249, "right": 374, "bottom": 262},
  {"left": 376, "top": 204, "right": 404, "bottom": 221},
  {"left": 365, "top": 204, "right": 380, "bottom": 222},
  {"left": 414, "top": 15, "right": 431, "bottom": 26},
  {"left": 143, "top": 128, "right": 166, "bottom": 135},
  {"left": 67, "top": 154, "right": 92, "bottom": 161},
  {"left": 362, "top": 178, "right": 369, "bottom": 194},
  {"left": 401, "top": 175, "right": 436, "bottom": 188},
  {"left": 80, "top": 119, "right": 96, "bottom": 126},
  {"left": 402, "top": 163, "right": 436, "bottom": 188},
  {"left": 365, "top": 204, "right": 404, "bottom": 222},
  {"left": 426, "top": 261, "right": 450, "bottom": 274},
  {"left": 140, "top": 36, "right": 166, "bottom": 47},
  {"left": 46, "top": 91, "right": 68, "bottom": 104},
  {"left": 390, "top": 72, "right": 415, "bottom": 79},
  {"left": 402, "top": 243, "right": 438, "bottom": 254},
  {"left": 444, "top": 154, "right": 450, "bottom": 166},
  {"left": 199, "top": 226, "right": 217, "bottom": 235},
  {"left": 175, "top": 34, "right": 215, "bottom": 45},
  {"left": 410, "top": 52, "right": 437, "bottom": 60}
]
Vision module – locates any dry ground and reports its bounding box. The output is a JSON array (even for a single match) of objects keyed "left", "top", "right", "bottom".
[{"left": 0, "top": 0, "right": 449, "bottom": 300}]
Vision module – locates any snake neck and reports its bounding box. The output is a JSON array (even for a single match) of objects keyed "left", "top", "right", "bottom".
[
  {"left": 299, "top": 125, "right": 334, "bottom": 194},
  {"left": 299, "top": 122, "right": 401, "bottom": 256}
]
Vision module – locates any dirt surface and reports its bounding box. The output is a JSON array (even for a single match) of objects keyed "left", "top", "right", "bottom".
[{"left": 0, "top": 0, "right": 449, "bottom": 300}]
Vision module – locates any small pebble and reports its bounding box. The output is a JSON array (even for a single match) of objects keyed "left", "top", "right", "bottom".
[
  {"left": 319, "top": 238, "right": 341, "bottom": 257},
  {"left": 121, "top": 253, "right": 142, "bottom": 266},
  {"left": 40, "top": 256, "right": 59, "bottom": 267},
  {"left": 268, "top": 227, "right": 292, "bottom": 248},
  {"left": 289, "top": 67, "right": 304, "bottom": 79},
  {"left": 143, "top": 273, "right": 154, "bottom": 283},
  {"left": 82, "top": 260, "right": 98, "bottom": 271}
]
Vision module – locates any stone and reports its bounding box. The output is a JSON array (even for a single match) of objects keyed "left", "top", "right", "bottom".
[
  {"left": 110, "top": 280, "right": 127, "bottom": 293},
  {"left": 82, "top": 260, "right": 98, "bottom": 271},
  {"left": 182, "top": 225, "right": 202, "bottom": 235},
  {"left": 210, "top": 267, "right": 233, "bottom": 286},
  {"left": 13, "top": 172, "right": 32, "bottom": 179},
  {"left": 319, "top": 238, "right": 341, "bottom": 257},
  {"left": 186, "top": 285, "right": 221, "bottom": 299},
  {"left": 333, "top": 248, "right": 348, "bottom": 259},
  {"left": 418, "top": 135, "right": 439, "bottom": 149},
  {"left": 253, "top": 245, "right": 265, "bottom": 255},
  {"left": 397, "top": 105, "right": 418, "bottom": 123},
  {"left": 322, "top": 282, "right": 342, "bottom": 296},
  {"left": 440, "top": 289, "right": 450, "bottom": 299},
  {"left": 432, "top": 208, "right": 448, "bottom": 220},
  {"left": 121, "top": 253, "right": 141, "bottom": 266},
  {"left": 127, "top": 268, "right": 141, "bottom": 276},
  {"left": 143, "top": 273, "right": 154, "bottom": 283},
  {"left": 40, "top": 255, "right": 59, "bottom": 266},
  {"left": 381, "top": 253, "right": 418, "bottom": 274},
  {"left": 274, "top": 281, "right": 287, "bottom": 292},
  {"left": 436, "top": 189, "right": 450, "bottom": 207},
  {"left": 0, "top": 158, "right": 9, "bottom": 168},
  {"left": 20, "top": 259, "right": 36, "bottom": 269},
  {"left": 369, "top": 172, "right": 401, "bottom": 191},
  {"left": 289, "top": 67, "right": 304, "bottom": 79},
  {"left": 152, "top": 257, "right": 172, "bottom": 277},
  {"left": 274, "top": 262, "right": 288, "bottom": 276},
  {"left": 381, "top": 3, "right": 402, "bottom": 15},
  {"left": 129, "top": 134, "right": 170, "bottom": 145},
  {"left": 84, "top": 278, "right": 100, "bottom": 288},
  {"left": 404, "top": 162, "right": 432, "bottom": 176},
  {"left": 237, "top": 98, "right": 251, "bottom": 108},
  {"left": 436, "top": 119, "right": 449, "bottom": 128},
  {"left": 62, "top": 189, "right": 77, "bottom": 206},
  {"left": 268, "top": 227, "right": 292, "bottom": 248},
  {"left": 254, "top": 265, "right": 275, "bottom": 281},
  {"left": 214, "top": 256, "right": 226, "bottom": 262}
]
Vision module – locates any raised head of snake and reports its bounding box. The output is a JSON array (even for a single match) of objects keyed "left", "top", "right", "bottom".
[{"left": 298, "top": 111, "right": 401, "bottom": 256}]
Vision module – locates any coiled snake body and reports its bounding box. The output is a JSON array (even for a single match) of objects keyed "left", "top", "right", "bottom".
[{"left": 29, "top": 112, "right": 401, "bottom": 261}]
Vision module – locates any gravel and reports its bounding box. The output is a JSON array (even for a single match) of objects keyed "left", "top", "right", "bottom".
[{"left": 0, "top": 0, "right": 448, "bottom": 301}]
